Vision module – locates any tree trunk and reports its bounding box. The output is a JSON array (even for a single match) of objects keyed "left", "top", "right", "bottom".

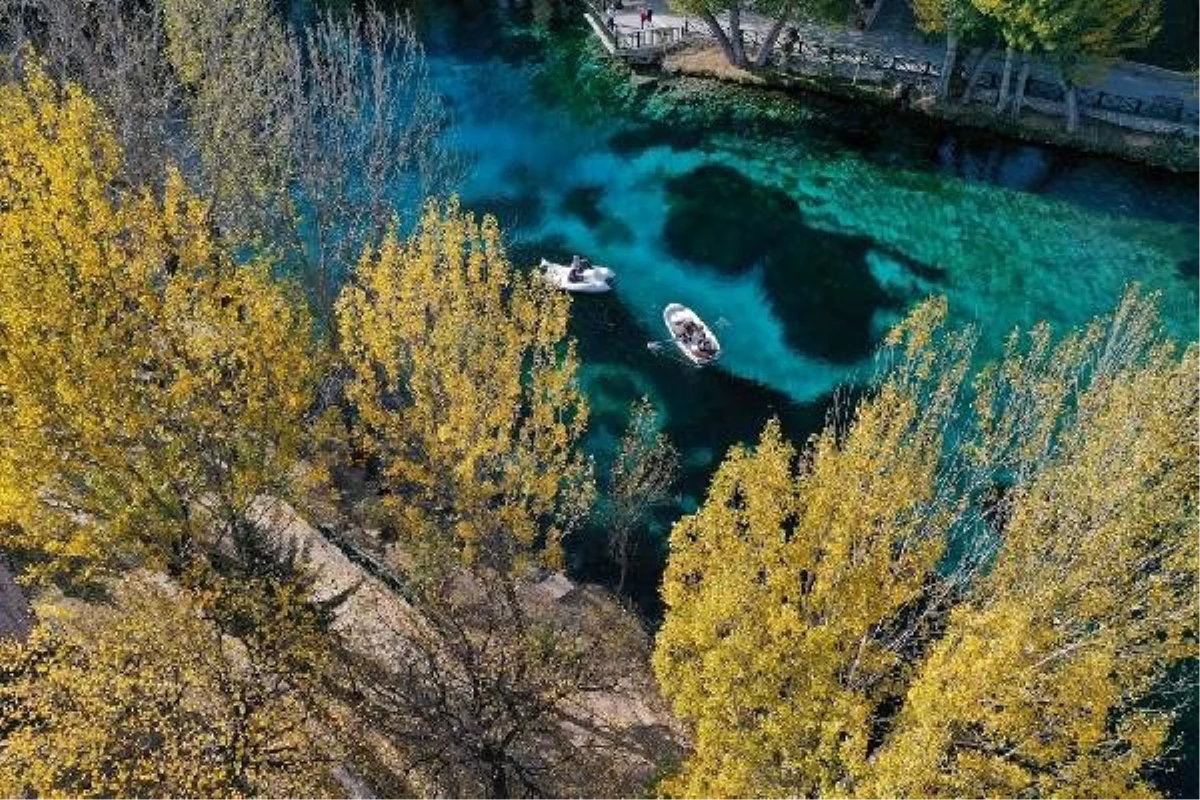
[
  {"left": 959, "top": 43, "right": 997, "bottom": 104},
  {"left": 1011, "top": 55, "right": 1030, "bottom": 119},
  {"left": 995, "top": 44, "right": 1014, "bottom": 112},
  {"left": 937, "top": 30, "right": 959, "bottom": 100},
  {"left": 1063, "top": 78, "right": 1079, "bottom": 132},
  {"left": 698, "top": 9, "right": 738, "bottom": 66},
  {"left": 728, "top": 5, "right": 747, "bottom": 66},
  {"left": 752, "top": 4, "right": 795, "bottom": 69},
  {"left": 616, "top": 539, "right": 629, "bottom": 595},
  {"left": 484, "top": 751, "right": 508, "bottom": 799}
]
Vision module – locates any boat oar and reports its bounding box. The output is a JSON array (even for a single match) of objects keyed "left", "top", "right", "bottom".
[{"left": 645, "top": 335, "right": 686, "bottom": 351}]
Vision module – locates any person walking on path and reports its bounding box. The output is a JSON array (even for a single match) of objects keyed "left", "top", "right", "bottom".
[{"left": 639, "top": 7, "right": 647, "bottom": 28}]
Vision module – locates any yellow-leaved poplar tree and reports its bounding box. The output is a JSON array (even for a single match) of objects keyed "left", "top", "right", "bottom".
[
  {"left": 336, "top": 201, "right": 592, "bottom": 570},
  {"left": 0, "top": 581, "right": 336, "bottom": 798},
  {"left": 0, "top": 63, "right": 315, "bottom": 585},
  {"left": 653, "top": 291, "right": 1197, "bottom": 798},
  {"left": 653, "top": 299, "right": 975, "bottom": 797},
  {"left": 869, "top": 293, "right": 1198, "bottom": 798}
]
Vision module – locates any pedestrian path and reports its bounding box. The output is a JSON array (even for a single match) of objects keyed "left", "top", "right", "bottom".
[
  {"left": 602, "top": 1, "right": 690, "bottom": 38},
  {"left": 586, "top": 0, "right": 1198, "bottom": 130}
]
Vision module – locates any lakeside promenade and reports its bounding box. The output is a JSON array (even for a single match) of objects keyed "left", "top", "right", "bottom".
[{"left": 592, "top": 0, "right": 1199, "bottom": 136}]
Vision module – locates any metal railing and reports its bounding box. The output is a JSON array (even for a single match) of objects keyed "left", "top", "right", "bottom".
[
  {"left": 614, "top": 24, "right": 692, "bottom": 51},
  {"left": 583, "top": 1, "right": 695, "bottom": 53},
  {"left": 770, "top": 39, "right": 942, "bottom": 94}
]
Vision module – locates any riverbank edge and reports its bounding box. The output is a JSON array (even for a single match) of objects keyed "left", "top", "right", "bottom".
[{"left": 638, "top": 41, "right": 1198, "bottom": 173}]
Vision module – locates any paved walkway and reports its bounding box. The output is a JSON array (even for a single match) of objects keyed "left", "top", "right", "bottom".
[
  {"left": 603, "top": 0, "right": 681, "bottom": 37},
  {"left": 596, "top": 0, "right": 1198, "bottom": 121}
]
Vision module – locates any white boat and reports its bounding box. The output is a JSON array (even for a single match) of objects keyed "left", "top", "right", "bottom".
[
  {"left": 662, "top": 303, "right": 720, "bottom": 366},
  {"left": 541, "top": 258, "right": 614, "bottom": 293}
]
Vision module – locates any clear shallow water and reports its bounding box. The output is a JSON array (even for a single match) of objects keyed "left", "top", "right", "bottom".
[{"left": 391, "top": 1, "right": 1198, "bottom": 596}]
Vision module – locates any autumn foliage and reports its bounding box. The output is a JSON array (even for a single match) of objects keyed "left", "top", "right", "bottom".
[
  {"left": 336, "top": 201, "right": 593, "bottom": 571},
  {"left": 654, "top": 293, "right": 1198, "bottom": 798},
  {"left": 0, "top": 62, "right": 315, "bottom": 586},
  {"left": 0, "top": 581, "right": 334, "bottom": 797},
  {"left": 0, "top": 18, "right": 1194, "bottom": 799}
]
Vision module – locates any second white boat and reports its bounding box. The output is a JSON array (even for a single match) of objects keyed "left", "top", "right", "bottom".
[{"left": 662, "top": 303, "right": 720, "bottom": 366}]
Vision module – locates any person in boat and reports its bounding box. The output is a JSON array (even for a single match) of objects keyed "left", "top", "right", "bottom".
[{"left": 568, "top": 255, "right": 585, "bottom": 282}]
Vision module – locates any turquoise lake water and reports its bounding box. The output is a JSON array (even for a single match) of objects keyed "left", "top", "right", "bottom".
[
  {"left": 388, "top": 1, "right": 1198, "bottom": 602},
  {"left": 378, "top": 1, "right": 1198, "bottom": 788}
]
